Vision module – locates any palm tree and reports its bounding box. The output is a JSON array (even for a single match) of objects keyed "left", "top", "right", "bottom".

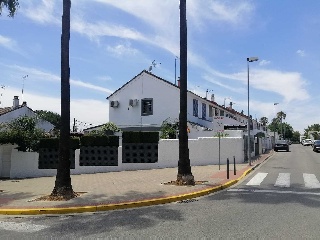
[
  {"left": 177, "top": 0, "right": 194, "bottom": 185},
  {"left": 259, "top": 116, "right": 268, "bottom": 126},
  {"left": 276, "top": 111, "right": 286, "bottom": 139},
  {"left": 50, "top": 0, "right": 76, "bottom": 199},
  {"left": 0, "top": 0, "right": 19, "bottom": 17}
]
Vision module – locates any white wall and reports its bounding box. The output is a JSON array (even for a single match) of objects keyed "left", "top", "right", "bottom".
[{"left": 4, "top": 137, "right": 247, "bottom": 179}]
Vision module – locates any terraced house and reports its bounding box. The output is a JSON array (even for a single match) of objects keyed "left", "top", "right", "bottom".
[{"left": 106, "top": 70, "right": 267, "bottom": 139}]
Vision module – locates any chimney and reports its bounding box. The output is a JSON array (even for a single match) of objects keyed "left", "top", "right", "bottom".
[
  {"left": 13, "top": 96, "right": 19, "bottom": 108},
  {"left": 177, "top": 78, "right": 180, "bottom": 88},
  {"left": 211, "top": 94, "right": 215, "bottom": 102},
  {"left": 229, "top": 102, "right": 233, "bottom": 109},
  {"left": 22, "top": 101, "right": 27, "bottom": 107}
]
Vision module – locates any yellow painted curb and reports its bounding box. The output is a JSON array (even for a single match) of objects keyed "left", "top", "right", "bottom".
[{"left": 0, "top": 158, "right": 270, "bottom": 215}]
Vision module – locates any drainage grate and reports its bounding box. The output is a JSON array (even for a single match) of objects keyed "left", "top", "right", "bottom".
[{"left": 178, "top": 198, "right": 199, "bottom": 204}]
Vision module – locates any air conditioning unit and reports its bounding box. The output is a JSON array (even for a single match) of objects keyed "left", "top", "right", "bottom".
[
  {"left": 129, "top": 99, "right": 138, "bottom": 106},
  {"left": 110, "top": 100, "right": 119, "bottom": 108}
]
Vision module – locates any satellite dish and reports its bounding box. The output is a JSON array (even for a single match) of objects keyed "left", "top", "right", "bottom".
[{"left": 148, "top": 66, "right": 152, "bottom": 72}]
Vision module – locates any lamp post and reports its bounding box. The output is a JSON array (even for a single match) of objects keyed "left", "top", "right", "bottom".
[
  {"left": 175, "top": 56, "right": 179, "bottom": 85},
  {"left": 247, "top": 57, "right": 258, "bottom": 166},
  {"left": 274, "top": 103, "right": 279, "bottom": 145}
]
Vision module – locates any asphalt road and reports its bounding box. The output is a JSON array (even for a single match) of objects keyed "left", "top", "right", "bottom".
[{"left": 1, "top": 144, "right": 320, "bottom": 239}]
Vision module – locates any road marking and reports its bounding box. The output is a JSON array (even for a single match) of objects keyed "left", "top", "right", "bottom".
[
  {"left": 246, "top": 172, "right": 268, "bottom": 186},
  {"left": 228, "top": 189, "right": 320, "bottom": 196},
  {"left": 0, "top": 221, "right": 48, "bottom": 233},
  {"left": 274, "top": 173, "right": 290, "bottom": 188},
  {"left": 303, "top": 174, "right": 320, "bottom": 188}
]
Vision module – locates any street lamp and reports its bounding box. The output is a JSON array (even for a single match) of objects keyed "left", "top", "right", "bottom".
[
  {"left": 175, "top": 56, "right": 179, "bottom": 85},
  {"left": 273, "top": 103, "right": 279, "bottom": 145},
  {"left": 247, "top": 57, "right": 258, "bottom": 166}
]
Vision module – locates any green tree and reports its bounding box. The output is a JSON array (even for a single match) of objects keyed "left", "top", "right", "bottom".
[
  {"left": 0, "top": 0, "right": 19, "bottom": 17},
  {"left": 0, "top": 116, "right": 46, "bottom": 152},
  {"left": 268, "top": 114, "right": 294, "bottom": 140},
  {"left": 177, "top": 0, "right": 194, "bottom": 185},
  {"left": 275, "top": 111, "right": 286, "bottom": 138},
  {"left": 259, "top": 116, "right": 268, "bottom": 126},
  {"left": 291, "top": 131, "right": 300, "bottom": 143},
  {"left": 282, "top": 122, "right": 293, "bottom": 139},
  {"left": 268, "top": 117, "right": 279, "bottom": 133},
  {"left": 304, "top": 124, "right": 320, "bottom": 139},
  {"left": 51, "top": 0, "right": 75, "bottom": 200},
  {"left": 35, "top": 110, "right": 61, "bottom": 129}
]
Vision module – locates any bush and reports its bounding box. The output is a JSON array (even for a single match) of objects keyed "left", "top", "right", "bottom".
[
  {"left": 160, "top": 119, "right": 178, "bottom": 139},
  {"left": 86, "top": 122, "right": 120, "bottom": 136},
  {"left": 0, "top": 116, "right": 47, "bottom": 152}
]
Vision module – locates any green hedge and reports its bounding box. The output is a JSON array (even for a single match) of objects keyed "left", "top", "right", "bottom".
[
  {"left": 39, "top": 138, "right": 80, "bottom": 149},
  {"left": 80, "top": 135, "right": 119, "bottom": 147},
  {"left": 122, "top": 131, "right": 159, "bottom": 143}
]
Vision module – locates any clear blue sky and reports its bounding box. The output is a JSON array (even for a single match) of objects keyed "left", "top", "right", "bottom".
[{"left": 1, "top": 0, "right": 319, "bottom": 133}]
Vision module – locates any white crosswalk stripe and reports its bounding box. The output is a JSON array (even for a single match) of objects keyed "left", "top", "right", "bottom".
[
  {"left": 245, "top": 173, "right": 320, "bottom": 189},
  {"left": 274, "top": 173, "right": 291, "bottom": 188},
  {"left": 303, "top": 173, "right": 320, "bottom": 188},
  {"left": 246, "top": 172, "right": 268, "bottom": 186}
]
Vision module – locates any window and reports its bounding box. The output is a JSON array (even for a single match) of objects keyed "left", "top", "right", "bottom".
[
  {"left": 202, "top": 103, "right": 206, "bottom": 119},
  {"left": 141, "top": 98, "right": 153, "bottom": 116},
  {"left": 209, "top": 106, "right": 213, "bottom": 117},
  {"left": 220, "top": 110, "right": 224, "bottom": 116},
  {"left": 215, "top": 108, "right": 219, "bottom": 116},
  {"left": 193, "top": 99, "right": 198, "bottom": 117}
]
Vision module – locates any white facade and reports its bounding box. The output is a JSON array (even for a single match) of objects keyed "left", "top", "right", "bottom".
[
  {"left": 107, "top": 70, "right": 266, "bottom": 137},
  {"left": 0, "top": 97, "right": 54, "bottom": 132},
  {"left": 108, "top": 71, "right": 180, "bottom": 129}
]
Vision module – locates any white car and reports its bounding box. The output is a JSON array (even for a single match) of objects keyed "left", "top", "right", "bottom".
[{"left": 302, "top": 139, "right": 313, "bottom": 146}]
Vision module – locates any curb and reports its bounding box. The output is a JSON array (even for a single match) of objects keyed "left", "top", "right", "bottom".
[{"left": 0, "top": 154, "right": 272, "bottom": 215}]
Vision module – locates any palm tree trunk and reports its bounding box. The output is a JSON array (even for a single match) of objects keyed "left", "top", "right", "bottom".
[
  {"left": 177, "top": 0, "right": 194, "bottom": 185},
  {"left": 51, "top": 0, "right": 74, "bottom": 198}
]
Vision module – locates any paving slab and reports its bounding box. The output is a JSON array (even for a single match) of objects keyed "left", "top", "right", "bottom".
[{"left": 0, "top": 151, "right": 273, "bottom": 215}]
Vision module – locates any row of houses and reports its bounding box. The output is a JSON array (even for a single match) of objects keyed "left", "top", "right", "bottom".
[
  {"left": 0, "top": 70, "right": 271, "bottom": 139},
  {"left": 86, "top": 70, "right": 270, "bottom": 139}
]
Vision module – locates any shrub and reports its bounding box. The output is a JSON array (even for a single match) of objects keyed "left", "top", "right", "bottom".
[
  {"left": 160, "top": 119, "right": 178, "bottom": 139},
  {"left": 0, "top": 116, "right": 47, "bottom": 152},
  {"left": 86, "top": 122, "right": 120, "bottom": 136}
]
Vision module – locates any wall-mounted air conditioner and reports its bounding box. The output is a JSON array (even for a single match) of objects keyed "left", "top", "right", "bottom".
[
  {"left": 110, "top": 100, "right": 119, "bottom": 108},
  {"left": 129, "top": 99, "right": 138, "bottom": 106}
]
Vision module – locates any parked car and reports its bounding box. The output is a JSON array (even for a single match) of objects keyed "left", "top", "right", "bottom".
[
  {"left": 274, "top": 140, "right": 289, "bottom": 152},
  {"left": 313, "top": 140, "right": 320, "bottom": 152},
  {"left": 302, "top": 139, "right": 313, "bottom": 146}
]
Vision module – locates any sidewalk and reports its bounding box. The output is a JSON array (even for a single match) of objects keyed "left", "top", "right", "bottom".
[{"left": 0, "top": 151, "right": 273, "bottom": 215}]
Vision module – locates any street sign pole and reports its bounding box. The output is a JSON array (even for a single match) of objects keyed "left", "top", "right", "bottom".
[{"left": 214, "top": 116, "right": 224, "bottom": 171}]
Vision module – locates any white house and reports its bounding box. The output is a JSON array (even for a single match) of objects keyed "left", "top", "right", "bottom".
[
  {"left": 106, "top": 70, "right": 266, "bottom": 138},
  {"left": 0, "top": 96, "right": 55, "bottom": 132}
]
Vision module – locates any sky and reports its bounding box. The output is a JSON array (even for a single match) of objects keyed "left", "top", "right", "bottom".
[{"left": 1, "top": 0, "right": 320, "bottom": 133}]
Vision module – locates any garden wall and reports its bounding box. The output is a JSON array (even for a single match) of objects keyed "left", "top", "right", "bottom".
[{"left": 0, "top": 136, "right": 265, "bottom": 179}]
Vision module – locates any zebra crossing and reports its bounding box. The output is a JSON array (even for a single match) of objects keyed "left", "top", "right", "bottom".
[{"left": 245, "top": 172, "right": 320, "bottom": 189}]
